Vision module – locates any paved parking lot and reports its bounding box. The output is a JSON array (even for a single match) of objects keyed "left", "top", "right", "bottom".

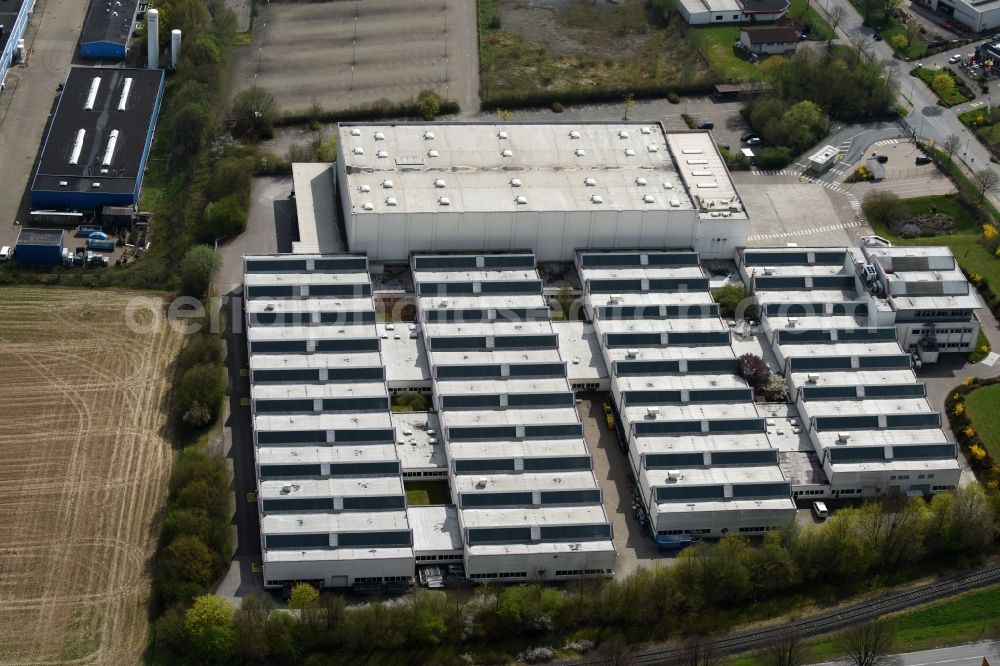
[
  {"left": 576, "top": 394, "right": 668, "bottom": 575},
  {"left": 841, "top": 140, "right": 958, "bottom": 199},
  {"left": 0, "top": 0, "right": 89, "bottom": 245},
  {"left": 230, "top": 0, "right": 479, "bottom": 114}
]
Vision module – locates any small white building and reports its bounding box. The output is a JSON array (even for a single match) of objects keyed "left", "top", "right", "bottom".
[
  {"left": 677, "top": 0, "right": 789, "bottom": 24},
  {"left": 807, "top": 145, "right": 840, "bottom": 174},
  {"left": 739, "top": 26, "right": 799, "bottom": 55}
]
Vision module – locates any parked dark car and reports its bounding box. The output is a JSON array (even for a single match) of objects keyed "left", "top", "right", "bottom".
[
  {"left": 741, "top": 132, "right": 760, "bottom": 142},
  {"left": 745, "top": 137, "right": 763, "bottom": 146},
  {"left": 697, "top": 121, "right": 714, "bottom": 130},
  {"left": 875, "top": 154, "right": 888, "bottom": 163},
  {"left": 915, "top": 156, "right": 933, "bottom": 165},
  {"left": 873, "top": 32, "right": 882, "bottom": 41}
]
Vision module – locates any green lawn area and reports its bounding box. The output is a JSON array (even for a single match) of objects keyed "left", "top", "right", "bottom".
[
  {"left": 966, "top": 385, "right": 1000, "bottom": 460},
  {"left": 959, "top": 108, "right": 1000, "bottom": 146},
  {"left": 725, "top": 584, "right": 1000, "bottom": 665},
  {"left": 867, "top": 194, "right": 1000, "bottom": 303},
  {"left": 913, "top": 67, "right": 970, "bottom": 107},
  {"left": 883, "top": 20, "right": 927, "bottom": 60},
  {"left": 690, "top": 26, "right": 762, "bottom": 82},
  {"left": 788, "top": 0, "right": 834, "bottom": 40},
  {"left": 970, "top": 329, "right": 992, "bottom": 362},
  {"left": 404, "top": 480, "right": 452, "bottom": 506}
]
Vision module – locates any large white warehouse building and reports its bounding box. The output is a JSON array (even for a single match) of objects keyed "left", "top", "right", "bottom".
[{"left": 334, "top": 122, "right": 747, "bottom": 262}]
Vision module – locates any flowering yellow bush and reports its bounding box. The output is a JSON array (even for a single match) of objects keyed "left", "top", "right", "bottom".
[
  {"left": 954, "top": 403, "right": 966, "bottom": 416},
  {"left": 969, "top": 272, "right": 984, "bottom": 285},
  {"left": 982, "top": 344, "right": 991, "bottom": 354},
  {"left": 970, "top": 443, "right": 986, "bottom": 460},
  {"left": 989, "top": 479, "right": 999, "bottom": 491},
  {"left": 963, "top": 376, "right": 977, "bottom": 386},
  {"left": 964, "top": 425, "right": 977, "bottom": 439},
  {"left": 984, "top": 224, "right": 999, "bottom": 242},
  {"left": 995, "top": 247, "right": 1000, "bottom": 258}
]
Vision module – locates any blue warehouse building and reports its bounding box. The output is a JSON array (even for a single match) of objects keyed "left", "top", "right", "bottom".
[
  {"left": 15, "top": 228, "right": 64, "bottom": 266},
  {"left": 79, "top": 0, "right": 141, "bottom": 59},
  {"left": 31, "top": 66, "right": 164, "bottom": 211},
  {"left": 0, "top": 0, "right": 35, "bottom": 87}
]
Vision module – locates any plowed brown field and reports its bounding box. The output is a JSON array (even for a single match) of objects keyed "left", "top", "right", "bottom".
[{"left": 0, "top": 287, "right": 183, "bottom": 664}]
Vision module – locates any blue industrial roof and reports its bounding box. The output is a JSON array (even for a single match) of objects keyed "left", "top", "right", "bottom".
[{"left": 81, "top": 0, "right": 140, "bottom": 49}]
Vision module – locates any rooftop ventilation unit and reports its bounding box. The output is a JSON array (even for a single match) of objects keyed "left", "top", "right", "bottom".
[
  {"left": 68, "top": 129, "right": 86, "bottom": 165},
  {"left": 353, "top": 147, "right": 364, "bottom": 155},
  {"left": 58, "top": 181, "right": 68, "bottom": 187},
  {"left": 647, "top": 144, "right": 659, "bottom": 153},
  {"left": 117, "top": 77, "right": 132, "bottom": 111},
  {"left": 498, "top": 130, "right": 508, "bottom": 139},
  {"left": 510, "top": 178, "right": 522, "bottom": 187},
  {"left": 84, "top": 77, "right": 101, "bottom": 110},
  {"left": 619, "top": 130, "right": 629, "bottom": 139},
  {"left": 374, "top": 131, "right": 385, "bottom": 140},
  {"left": 641, "top": 127, "right": 651, "bottom": 135},
  {"left": 428, "top": 149, "right": 439, "bottom": 157},
  {"left": 591, "top": 194, "right": 602, "bottom": 203},
  {"left": 439, "top": 299, "right": 449, "bottom": 307},
  {"left": 624, "top": 148, "right": 636, "bottom": 157},
  {"left": 376, "top": 150, "right": 388, "bottom": 158},
  {"left": 787, "top": 317, "right": 798, "bottom": 328},
  {"left": 359, "top": 184, "right": 371, "bottom": 193},
  {"left": 663, "top": 181, "right": 674, "bottom": 189},
  {"left": 584, "top": 177, "right": 596, "bottom": 186},
  {"left": 666, "top": 469, "right": 680, "bottom": 481},
  {"left": 475, "top": 478, "right": 487, "bottom": 489},
  {"left": 501, "top": 149, "right": 513, "bottom": 157},
  {"left": 438, "top": 197, "right": 451, "bottom": 206},
  {"left": 514, "top": 195, "right": 527, "bottom": 204},
  {"left": 807, "top": 373, "right": 819, "bottom": 383},
  {"left": 646, "top": 406, "right": 660, "bottom": 418},
  {"left": 643, "top": 194, "right": 655, "bottom": 203},
  {"left": 434, "top": 179, "right": 446, "bottom": 188},
  {"left": 575, "top": 148, "right": 586, "bottom": 157},
  {"left": 569, "top": 130, "right": 581, "bottom": 139},
  {"left": 350, "top": 128, "right": 361, "bottom": 136},
  {"left": 101, "top": 129, "right": 119, "bottom": 166},
  {"left": 669, "top": 199, "right": 681, "bottom": 207},
  {"left": 382, "top": 179, "right": 394, "bottom": 188},
  {"left": 91, "top": 182, "right": 101, "bottom": 189},
  {"left": 385, "top": 197, "right": 397, "bottom": 206},
  {"left": 361, "top": 202, "right": 374, "bottom": 210},
  {"left": 635, "top": 177, "right": 647, "bottom": 186},
  {"left": 423, "top": 131, "right": 435, "bottom": 140},
  {"left": 838, "top": 432, "right": 851, "bottom": 443},
  {"left": 625, "top": 348, "right": 638, "bottom": 358}
]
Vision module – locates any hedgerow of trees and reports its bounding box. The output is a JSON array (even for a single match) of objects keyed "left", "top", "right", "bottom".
[
  {"left": 155, "top": 487, "right": 1000, "bottom": 663},
  {"left": 744, "top": 45, "right": 898, "bottom": 168}
]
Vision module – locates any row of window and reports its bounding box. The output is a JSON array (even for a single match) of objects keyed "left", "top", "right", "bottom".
[
  {"left": 555, "top": 569, "right": 612, "bottom": 576},
  {"left": 940, "top": 342, "right": 970, "bottom": 349},
  {"left": 889, "top": 474, "right": 935, "bottom": 481},
  {"left": 355, "top": 576, "right": 411, "bottom": 584},
  {"left": 912, "top": 310, "right": 972, "bottom": 318},
  {"left": 919, "top": 327, "right": 973, "bottom": 335},
  {"left": 737, "top": 526, "right": 774, "bottom": 533},
  {"left": 572, "top": 382, "right": 603, "bottom": 390},
  {"left": 932, "top": 485, "right": 954, "bottom": 491},
  {"left": 794, "top": 489, "right": 825, "bottom": 497},
  {"left": 470, "top": 572, "right": 527, "bottom": 580},
  {"left": 833, "top": 488, "right": 862, "bottom": 495},
  {"left": 657, "top": 528, "right": 711, "bottom": 536},
  {"left": 416, "top": 554, "right": 463, "bottom": 562},
  {"left": 403, "top": 471, "right": 448, "bottom": 478}
]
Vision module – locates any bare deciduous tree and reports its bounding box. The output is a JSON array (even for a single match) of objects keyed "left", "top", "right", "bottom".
[
  {"left": 766, "top": 628, "right": 805, "bottom": 666},
  {"left": 680, "top": 636, "right": 717, "bottom": 666},
  {"left": 596, "top": 638, "right": 635, "bottom": 666},
  {"left": 836, "top": 621, "right": 895, "bottom": 666},
  {"left": 943, "top": 134, "right": 962, "bottom": 162},
  {"left": 972, "top": 167, "right": 1000, "bottom": 203},
  {"left": 829, "top": 5, "right": 848, "bottom": 39}
]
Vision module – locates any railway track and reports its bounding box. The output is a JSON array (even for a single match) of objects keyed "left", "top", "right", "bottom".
[{"left": 571, "top": 563, "right": 1000, "bottom": 665}]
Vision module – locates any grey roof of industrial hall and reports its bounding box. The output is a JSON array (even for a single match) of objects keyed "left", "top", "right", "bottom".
[
  {"left": 339, "top": 122, "right": 746, "bottom": 219},
  {"left": 16, "top": 228, "right": 64, "bottom": 246},
  {"left": 81, "top": 0, "right": 140, "bottom": 48}
]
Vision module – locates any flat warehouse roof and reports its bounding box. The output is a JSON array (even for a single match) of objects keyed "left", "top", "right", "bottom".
[
  {"left": 442, "top": 407, "right": 580, "bottom": 428},
  {"left": 554, "top": 322, "right": 609, "bottom": 381},
  {"left": 258, "top": 476, "right": 403, "bottom": 499},
  {"left": 453, "top": 471, "right": 599, "bottom": 493},
  {"left": 422, "top": 321, "right": 554, "bottom": 337},
  {"left": 245, "top": 296, "right": 375, "bottom": 315},
  {"left": 448, "top": 439, "right": 589, "bottom": 460},
  {"left": 617, "top": 374, "right": 747, "bottom": 391},
  {"left": 339, "top": 121, "right": 701, "bottom": 215},
  {"left": 779, "top": 342, "right": 907, "bottom": 358},
  {"left": 468, "top": 539, "right": 613, "bottom": 556},
  {"left": 248, "top": 324, "right": 378, "bottom": 341},
  {"left": 644, "top": 464, "right": 787, "bottom": 487},
  {"left": 632, "top": 432, "right": 774, "bottom": 455},
  {"left": 255, "top": 411, "right": 393, "bottom": 431},
  {"left": 291, "top": 163, "right": 342, "bottom": 254},
  {"left": 391, "top": 412, "right": 447, "bottom": 471},
  {"left": 418, "top": 295, "right": 547, "bottom": 311},
  {"left": 414, "top": 269, "right": 540, "bottom": 283},
  {"left": 262, "top": 510, "right": 410, "bottom": 534},
  {"left": 265, "top": 546, "right": 413, "bottom": 563},
  {"left": 624, "top": 402, "right": 760, "bottom": 422},
  {"left": 756, "top": 289, "right": 859, "bottom": 304},
  {"left": 830, "top": 459, "right": 961, "bottom": 473},
  {"left": 81, "top": 0, "right": 140, "bottom": 48},
  {"left": 252, "top": 382, "right": 387, "bottom": 400},
  {"left": 607, "top": 345, "right": 735, "bottom": 362},
  {"left": 431, "top": 348, "right": 564, "bottom": 366},
  {"left": 665, "top": 133, "right": 746, "bottom": 220},
  {"left": 16, "top": 228, "right": 63, "bottom": 246},
  {"left": 408, "top": 506, "right": 463, "bottom": 553},
  {"left": 580, "top": 266, "right": 708, "bottom": 280},
  {"left": 249, "top": 351, "right": 383, "bottom": 370},
  {"left": 595, "top": 318, "right": 727, "bottom": 334},
  {"left": 789, "top": 369, "right": 917, "bottom": 388},
  {"left": 801, "top": 398, "right": 935, "bottom": 417},
  {"left": 435, "top": 378, "right": 571, "bottom": 395},
  {"left": 814, "top": 428, "right": 951, "bottom": 448},
  {"left": 33, "top": 67, "right": 164, "bottom": 196},
  {"left": 257, "top": 444, "right": 400, "bottom": 465},
  {"left": 653, "top": 497, "right": 795, "bottom": 514},
  {"left": 245, "top": 271, "right": 371, "bottom": 286},
  {"left": 460, "top": 505, "right": 609, "bottom": 528},
  {"left": 591, "top": 292, "right": 716, "bottom": 307}
]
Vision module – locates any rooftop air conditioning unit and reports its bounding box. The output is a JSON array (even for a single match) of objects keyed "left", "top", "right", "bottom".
[
  {"left": 498, "top": 130, "right": 508, "bottom": 139},
  {"left": 576, "top": 149, "right": 586, "bottom": 157},
  {"left": 838, "top": 432, "right": 851, "bottom": 443},
  {"left": 281, "top": 484, "right": 292, "bottom": 493},
  {"left": 646, "top": 406, "right": 660, "bottom": 418},
  {"left": 569, "top": 130, "right": 581, "bottom": 139},
  {"left": 619, "top": 130, "right": 629, "bottom": 139},
  {"left": 350, "top": 128, "right": 361, "bottom": 136},
  {"left": 428, "top": 149, "right": 439, "bottom": 157},
  {"left": 641, "top": 127, "right": 652, "bottom": 135},
  {"left": 374, "top": 131, "right": 385, "bottom": 140},
  {"left": 501, "top": 149, "right": 513, "bottom": 157},
  {"left": 807, "top": 373, "right": 819, "bottom": 383},
  {"left": 635, "top": 177, "right": 647, "bottom": 186},
  {"left": 666, "top": 469, "right": 680, "bottom": 481},
  {"left": 423, "top": 131, "right": 435, "bottom": 140},
  {"left": 475, "top": 478, "right": 487, "bottom": 489},
  {"left": 428, "top": 438, "right": 438, "bottom": 445},
  {"left": 625, "top": 148, "right": 636, "bottom": 157},
  {"left": 787, "top": 317, "right": 798, "bottom": 328},
  {"left": 626, "top": 349, "right": 638, "bottom": 359}
]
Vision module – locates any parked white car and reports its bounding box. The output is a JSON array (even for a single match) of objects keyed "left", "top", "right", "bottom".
[
  {"left": 949, "top": 54, "right": 962, "bottom": 64},
  {"left": 0, "top": 246, "right": 10, "bottom": 262}
]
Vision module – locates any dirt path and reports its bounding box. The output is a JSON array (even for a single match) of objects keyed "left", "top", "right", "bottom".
[{"left": 0, "top": 287, "right": 183, "bottom": 665}]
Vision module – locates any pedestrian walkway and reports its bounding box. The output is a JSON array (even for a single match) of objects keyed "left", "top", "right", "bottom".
[{"left": 747, "top": 220, "right": 868, "bottom": 241}]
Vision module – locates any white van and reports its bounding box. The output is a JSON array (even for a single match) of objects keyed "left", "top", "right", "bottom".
[
  {"left": 0, "top": 246, "right": 10, "bottom": 262},
  {"left": 812, "top": 501, "right": 829, "bottom": 520}
]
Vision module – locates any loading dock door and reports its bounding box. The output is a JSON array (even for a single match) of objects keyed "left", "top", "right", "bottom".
[{"left": 329, "top": 575, "right": 348, "bottom": 588}]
